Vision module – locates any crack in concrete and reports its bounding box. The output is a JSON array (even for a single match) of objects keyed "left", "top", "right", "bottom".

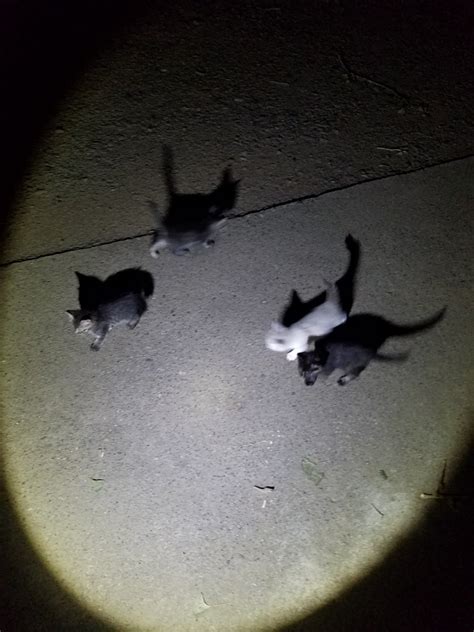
[
  {"left": 337, "top": 52, "right": 411, "bottom": 103},
  {"left": 1, "top": 152, "right": 472, "bottom": 269}
]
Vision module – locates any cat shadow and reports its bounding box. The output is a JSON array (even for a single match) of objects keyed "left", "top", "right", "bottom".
[
  {"left": 75, "top": 267, "right": 154, "bottom": 311},
  {"left": 151, "top": 144, "right": 240, "bottom": 229},
  {"left": 281, "top": 234, "right": 360, "bottom": 327},
  {"left": 315, "top": 307, "right": 446, "bottom": 352}
]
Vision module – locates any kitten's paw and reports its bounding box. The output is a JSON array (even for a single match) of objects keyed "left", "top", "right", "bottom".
[
  {"left": 127, "top": 320, "right": 139, "bottom": 330},
  {"left": 204, "top": 239, "right": 215, "bottom": 248},
  {"left": 337, "top": 375, "right": 350, "bottom": 386},
  {"left": 286, "top": 350, "right": 298, "bottom": 361},
  {"left": 150, "top": 247, "right": 160, "bottom": 258},
  {"left": 90, "top": 342, "right": 102, "bottom": 351}
]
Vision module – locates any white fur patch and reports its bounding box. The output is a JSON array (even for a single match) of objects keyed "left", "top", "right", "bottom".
[{"left": 265, "top": 284, "right": 346, "bottom": 357}]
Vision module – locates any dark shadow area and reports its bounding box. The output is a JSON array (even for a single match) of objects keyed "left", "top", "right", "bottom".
[
  {"left": 160, "top": 144, "right": 240, "bottom": 221},
  {"left": 74, "top": 268, "right": 155, "bottom": 312},
  {"left": 279, "top": 411, "right": 474, "bottom": 632},
  {"left": 282, "top": 234, "right": 360, "bottom": 327},
  {"left": 148, "top": 145, "right": 240, "bottom": 256},
  {"left": 0, "top": 0, "right": 149, "bottom": 238},
  {"left": 0, "top": 474, "right": 114, "bottom": 631}
]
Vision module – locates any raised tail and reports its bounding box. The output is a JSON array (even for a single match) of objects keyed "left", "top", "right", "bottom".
[
  {"left": 336, "top": 233, "right": 361, "bottom": 316},
  {"left": 385, "top": 307, "right": 447, "bottom": 337},
  {"left": 343, "top": 234, "right": 360, "bottom": 277},
  {"left": 162, "top": 144, "right": 177, "bottom": 199}
]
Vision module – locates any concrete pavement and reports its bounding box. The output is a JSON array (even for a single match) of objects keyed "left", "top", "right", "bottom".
[
  {"left": 1, "top": 1, "right": 473, "bottom": 630},
  {"left": 2, "top": 0, "right": 473, "bottom": 266},
  {"left": 1, "top": 158, "right": 472, "bottom": 631}
]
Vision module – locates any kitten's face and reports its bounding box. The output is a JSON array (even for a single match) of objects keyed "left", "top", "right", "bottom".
[
  {"left": 76, "top": 318, "right": 93, "bottom": 333},
  {"left": 265, "top": 321, "right": 308, "bottom": 354},
  {"left": 66, "top": 310, "right": 93, "bottom": 333},
  {"left": 297, "top": 351, "right": 323, "bottom": 386},
  {"left": 265, "top": 322, "right": 292, "bottom": 352}
]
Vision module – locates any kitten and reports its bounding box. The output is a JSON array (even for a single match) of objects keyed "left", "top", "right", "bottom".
[
  {"left": 266, "top": 234, "right": 360, "bottom": 361},
  {"left": 149, "top": 145, "right": 239, "bottom": 256},
  {"left": 298, "top": 307, "right": 446, "bottom": 385},
  {"left": 298, "top": 342, "right": 408, "bottom": 386},
  {"left": 265, "top": 280, "right": 347, "bottom": 361},
  {"left": 66, "top": 268, "right": 154, "bottom": 351}
]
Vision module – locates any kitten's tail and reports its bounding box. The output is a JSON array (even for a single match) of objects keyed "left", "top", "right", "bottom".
[
  {"left": 385, "top": 307, "right": 447, "bottom": 338},
  {"left": 162, "top": 144, "right": 176, "bottom": 199},
  {"left": 374, "top": 351, "right": 410, "bottom": 362},
  {"left": 343, "top": 234, "right": 360, "bottom": 278},
  {"left": 336, "top": 233, "right": 361, "bottom": 315}
]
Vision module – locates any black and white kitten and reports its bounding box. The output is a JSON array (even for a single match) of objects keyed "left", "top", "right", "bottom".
[
  {"left": 149, "top": 145, "right": 239, "bottom": 256},
  {"left": 266, "top": 280, "right": 347, "bottom": 360},
  {"left": 66, "top": 268, "right": 154, "bottom": 351},
  {"left": 298, "top": 307, "right": 446, "bottom": 385},
  {"left": 265, "top": 234, "right": 360, "bottom": 360}
]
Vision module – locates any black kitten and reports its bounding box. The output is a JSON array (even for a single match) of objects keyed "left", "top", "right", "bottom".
[
  {"left": 149, "top": 145, "right": 239, "bottom": 256},
  {"left": 298, "top": 307, "right": 446, "bottom": 386},
  {"left": 66, "top": 268, "right": 154, "bottom": 351},
  {"left": 298, "top": 342, "right": 408, "bottom": 386}
]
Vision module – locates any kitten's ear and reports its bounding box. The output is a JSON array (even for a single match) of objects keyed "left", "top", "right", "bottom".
[
  {"left": 66, "top": 309, "right": 81, "bottom": 320},
  {"left": 75, "top": 272, "right": 87, "bottom": 282}
]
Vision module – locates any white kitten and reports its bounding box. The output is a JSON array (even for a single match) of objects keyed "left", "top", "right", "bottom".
[{"left": 265, "top": 282, "right": 347, "bottom": 360}]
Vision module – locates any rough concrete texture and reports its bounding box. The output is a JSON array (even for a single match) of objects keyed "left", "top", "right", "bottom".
[
  {"left": 1, "top": 158, "right": 473, "bottom": 631},
  {"left": 1, "top": 1, "right": 474, "bottom": 631},
  {"left": 2, "top": 0, "right": 473, "bottom": 264}
]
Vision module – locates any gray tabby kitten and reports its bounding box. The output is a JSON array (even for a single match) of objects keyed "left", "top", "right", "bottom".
[{"left": 67, "top": 268, "right": 154, "bottom": 351}]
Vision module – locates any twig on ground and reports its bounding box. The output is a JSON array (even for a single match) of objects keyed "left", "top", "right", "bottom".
[
  {"left": 371, "top": 503, "right": 385, "bottom": 517},
  {"left": 420, "top": 460, "right": 471, "bottom": 502}
]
